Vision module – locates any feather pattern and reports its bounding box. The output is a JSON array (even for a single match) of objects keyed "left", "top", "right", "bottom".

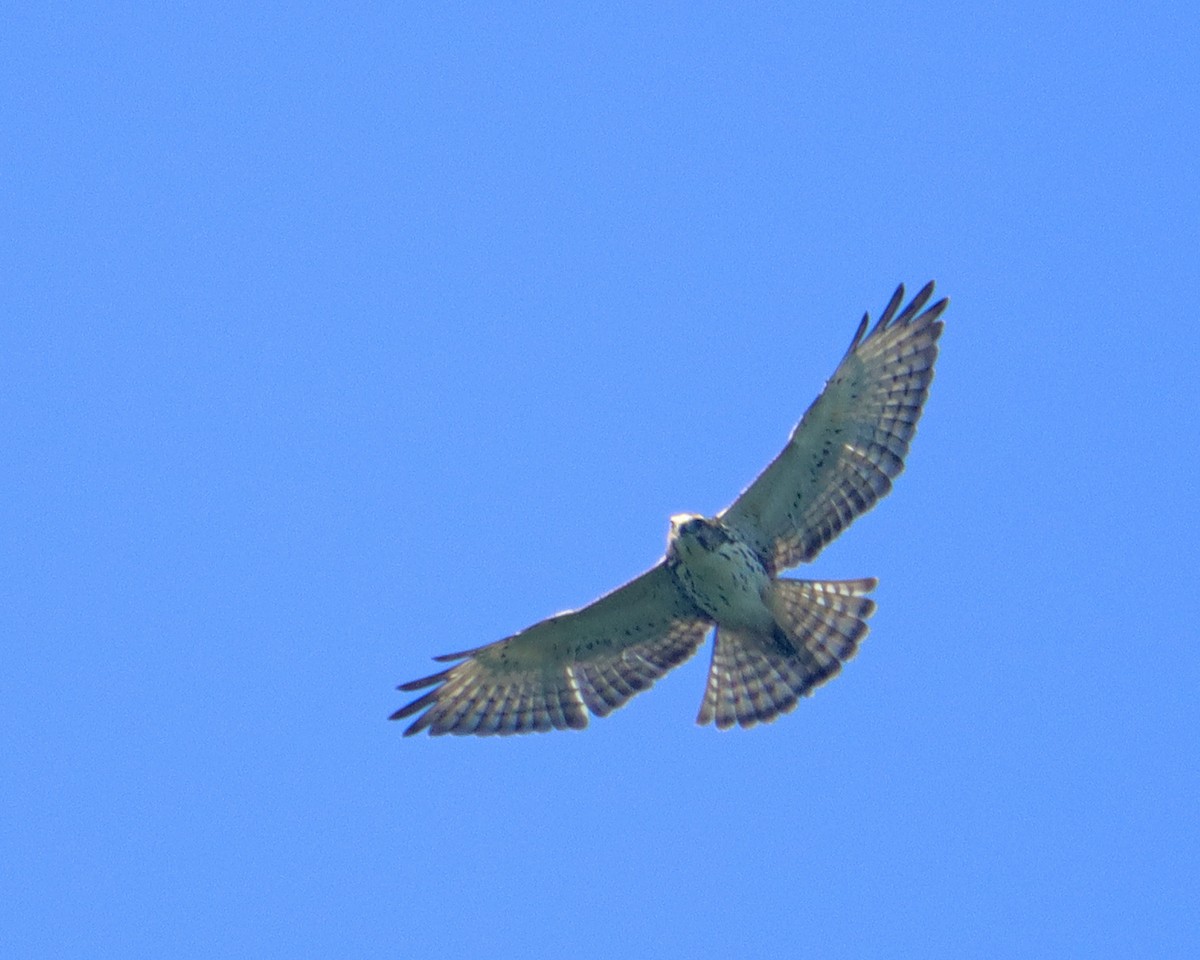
[
  {"left": 391, "top": 563, "right": 711, "bottom": 736},
  {"left": 719, "top": 282, "right": 947, "bottom": 573},
  {"left": 696, "top": 577, "right": 877, "bottom": 729}
]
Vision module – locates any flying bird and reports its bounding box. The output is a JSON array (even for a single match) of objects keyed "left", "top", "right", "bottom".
[{"left": 392, "top": 282, "right": 948, "bottom": 736}]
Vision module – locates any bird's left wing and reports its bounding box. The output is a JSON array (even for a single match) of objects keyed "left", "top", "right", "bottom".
[
  {"left": 391, "top": 562, "right": 711, "bottom": 736},
  {"left": 719, "top": 282, "right": 947, "bottom": 574}
]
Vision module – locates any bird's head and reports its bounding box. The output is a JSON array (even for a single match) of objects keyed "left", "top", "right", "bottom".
[{"left": 667, "top": 513, "right": 725, "bottom": 558}]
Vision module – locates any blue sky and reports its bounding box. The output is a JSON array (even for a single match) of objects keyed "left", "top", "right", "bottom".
[{"left": 5, "top": 3, "right": 1198, "bottom": 957}]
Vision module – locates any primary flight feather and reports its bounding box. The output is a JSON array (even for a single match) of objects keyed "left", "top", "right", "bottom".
[{"left": 392, "top": 282, "right": 948, "bottom": 736}]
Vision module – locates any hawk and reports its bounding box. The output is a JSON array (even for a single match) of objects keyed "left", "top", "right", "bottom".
[{"left": 392, "top": 282, "right": 948, "bottom": 736}]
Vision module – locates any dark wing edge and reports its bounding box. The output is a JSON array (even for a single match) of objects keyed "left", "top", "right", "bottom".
[
  {"left": 719, "top": 281, "right": 948, "bottom": 573},
  {"left": 390, "top": 563, "right": 712, "bottom": 737}
]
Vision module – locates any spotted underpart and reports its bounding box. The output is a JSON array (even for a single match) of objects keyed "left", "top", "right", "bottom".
[
  {"left": 661, "top": 513, "right": 879, "bottom": 729},
  {"left": 665, "top": 514, "right": 775, "bottom": 632}
]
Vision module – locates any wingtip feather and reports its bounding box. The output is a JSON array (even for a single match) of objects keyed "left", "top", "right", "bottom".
[
  {"left": 923, "top": 296, "right": 949, "bottom": 325},
  {"left": 843, "top": 313, "right": 871, "bottom": 359},
  {"left": 892, "top": 282, "right": 934, "bottom": 326},
  {"left": 432, "top": 648, "right": 480, "bottom": 663},
  {"left": 396, "top": 667, "right": 453, "bottom": 692},
  {"left": 874, "top": 283, "right": 906, "bottom": 331}
]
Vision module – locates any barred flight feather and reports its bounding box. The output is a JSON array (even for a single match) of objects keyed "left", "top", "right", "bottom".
[
  {"left": 696, "top": 577, "right": 877, "bottom": 730},
  {"left": 722, "top": 283, "right": 946, "bottom": 573},
  {"left": 392, "top": 618, "right": 710, "bottom": 736}
]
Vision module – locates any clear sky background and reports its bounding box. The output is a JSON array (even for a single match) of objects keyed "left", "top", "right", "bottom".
[{"left": 5, "top": 3, "right": 1198, "bottom": 958}]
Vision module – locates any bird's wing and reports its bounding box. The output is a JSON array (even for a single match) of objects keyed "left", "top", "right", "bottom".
[
  {"left": 719, "top": 282, "right": 947, "bottom": 574},
  {"left": 391, "top": 562, "right": 711, "bottom": 736}
]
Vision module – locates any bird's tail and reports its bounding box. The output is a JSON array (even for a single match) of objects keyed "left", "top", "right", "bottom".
[{"left": 696, "top": 577, "right": 877, "bottom": 729}]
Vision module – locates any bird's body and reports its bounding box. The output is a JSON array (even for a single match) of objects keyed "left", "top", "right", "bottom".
[
  {"left": 392, "top": 282, "right": 948, "bottom": 736},
  {"left": 666, "top": 515, "right": 775, "bottom": 633}
]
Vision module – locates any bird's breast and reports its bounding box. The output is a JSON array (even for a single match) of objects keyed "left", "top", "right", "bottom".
[{"left": 669, "top": 535, "right": 775, "bottom": 631}]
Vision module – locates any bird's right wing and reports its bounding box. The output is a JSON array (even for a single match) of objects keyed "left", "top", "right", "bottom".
[
  {"left": 719, "top": 282, "right": 947, "bottom": 573},
  {"left": 391, "top": 562, "right": 711, "bottom": 736}
]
